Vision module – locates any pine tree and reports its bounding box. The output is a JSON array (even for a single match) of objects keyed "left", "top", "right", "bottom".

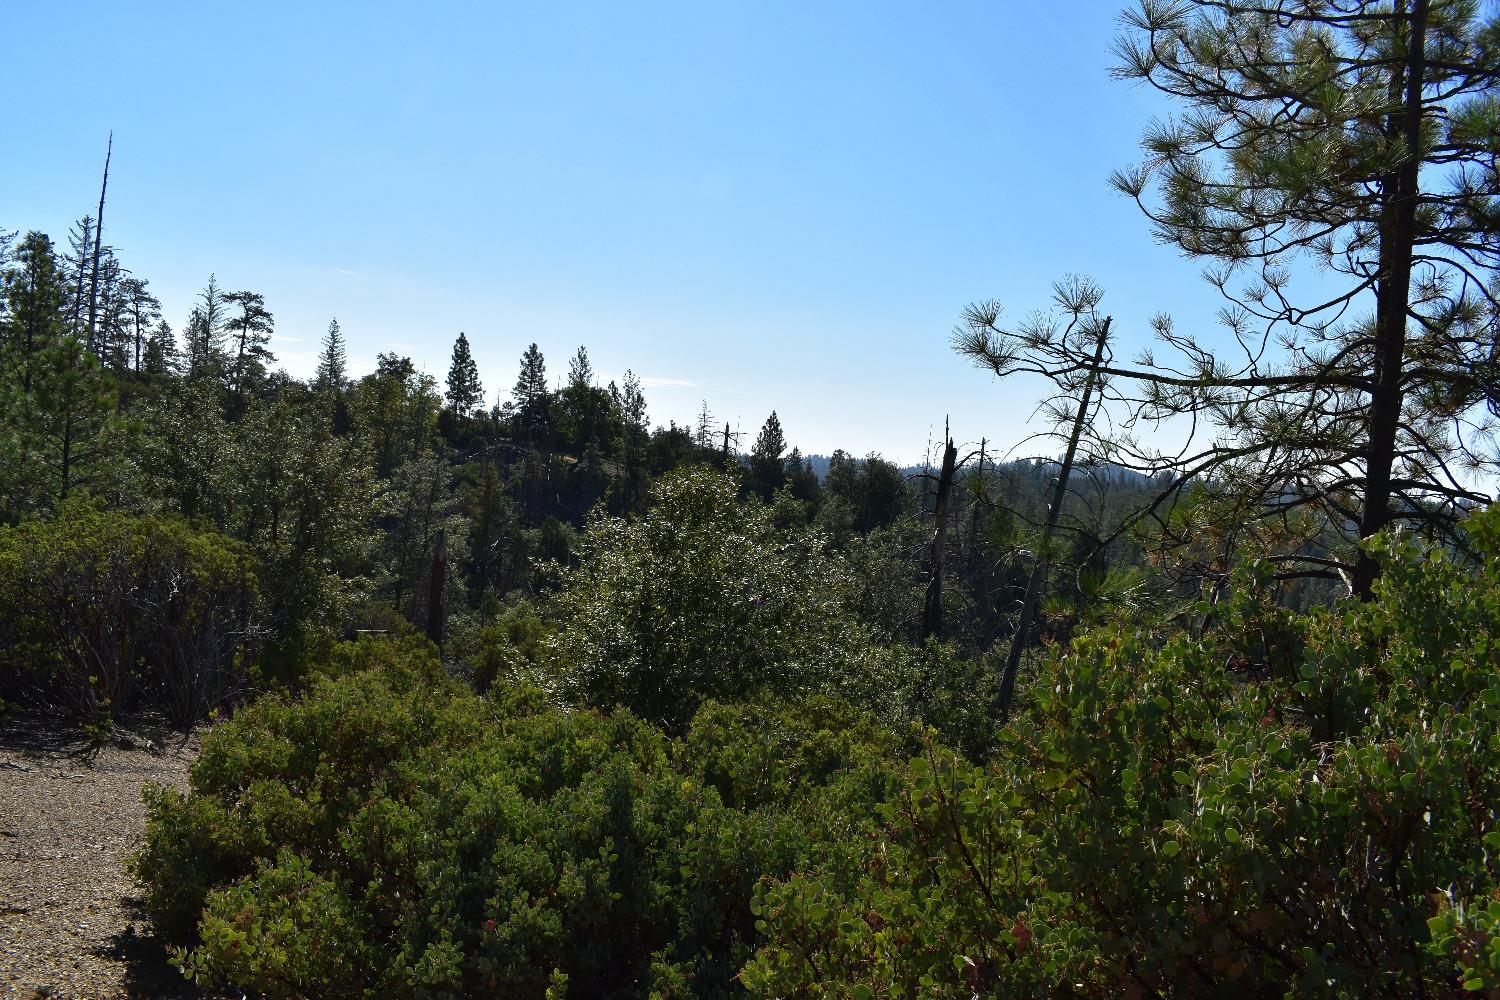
[
  {"left": 0, "top": 333, "right": 122, "bottom": 514},
  {"left": 445, "top": 331, "right": 483, "bottom": 416},
  {"left": 314, "top": 318, "right": 348, "bottom": 393},
  {"left": 694, "top": 400, "right": 716, "bottom": 450},
  {"left": 785, "top": 446, "right": 821, "bottom": 505},
  {"left": 1, "top": 231, "right": 67, "bottom": 392},
  {"left": 1095, "top": 0, "right": 1500, "bottom": 597},
  {"left": 556, "top": 345, "right": 605, "bottom": 451},
  {"left": 60, "top": 216, "right": 93, "bottom": 335},
  {"left": 185, "top": 275, "right": 228, "bottom": 381},
  {"left": 92, "top": 251, "right": 130, "bottom": 373},
  {"left": 567, "top": 345, "right": 593, "bottom": 388},
  {"left": 613, "top": 369, "right": 650, "bottom": 509},
  {"left": 750, "top": 410, "right": 787, "bottom": 497},
  {"left": 222, "top": 290, "right": 275, "bottom": 413},
  {"left": 511, "top": 343, "right": 549, "bottom": 440},
  {"left": 119, "top": 277, "right": 161, "bottom": 373},
  {"left": 143, "top": 319, "right": 178, "bottom": 376}
]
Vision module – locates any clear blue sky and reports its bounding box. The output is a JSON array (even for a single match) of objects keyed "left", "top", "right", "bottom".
[{"left": 3, "top": 0, "right": 1228, "bottom": 461}]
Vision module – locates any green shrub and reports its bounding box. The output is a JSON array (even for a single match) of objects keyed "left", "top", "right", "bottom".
[
  {"left": 446, "top": 597, "right": 553, "bottom": 694},
  {"left": 744, "top": 515, "right": 1500, "bottom": 998},
  {"left": 547, "top": 466, "right": 901, "bottom": 731},
  {"left": 137, "top": 636, "right": 896, "bottom": 998},
  {"left": 0, "top": 504, "right": 261, "bottom": 725}
]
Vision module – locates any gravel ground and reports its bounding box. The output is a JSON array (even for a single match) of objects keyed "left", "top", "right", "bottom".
[{"left": 0, "top": 712, "right": 201, "bottom": 1000}]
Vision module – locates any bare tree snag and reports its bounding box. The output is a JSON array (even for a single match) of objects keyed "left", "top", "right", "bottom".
[
  {"left": 921, "top": 431, "right": 958, "bottom": 641},
  {"left": 86, "top": 132, "right": 112, "bottom": 355},
  {"left": 997, "top": 316, "right": 1111, "bottom": 721}
]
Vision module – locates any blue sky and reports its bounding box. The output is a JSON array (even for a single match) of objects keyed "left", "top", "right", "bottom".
[{"left": 3, "top": 0, "right": 1231, "bottom": 460}]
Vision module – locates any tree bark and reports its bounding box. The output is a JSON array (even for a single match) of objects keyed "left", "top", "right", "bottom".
[{"left": 1352, "top": 0, "right": 1428, "bottom": 601}]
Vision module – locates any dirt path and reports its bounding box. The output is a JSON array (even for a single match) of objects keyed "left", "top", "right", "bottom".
[{"left": 0, "top": 713, "right": 200, "bottom": 999}]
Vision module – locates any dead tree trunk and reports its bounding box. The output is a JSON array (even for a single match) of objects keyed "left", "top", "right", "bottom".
[
  {"left": 969, "top": 438, "right": 994, "bottom": 646},
  {"left": 997, "top": 317, "right": 1111, "bottom": 721},
  {"left": 921, "top": 433, "right": 958, "bottom": 641},
  {"left": 86, "top": 133, "right": 112, "bottom": 355}
]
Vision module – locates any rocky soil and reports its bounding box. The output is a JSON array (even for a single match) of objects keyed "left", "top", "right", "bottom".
[{"left": 0, "top": 713, "right": 200, "bottom": 999}]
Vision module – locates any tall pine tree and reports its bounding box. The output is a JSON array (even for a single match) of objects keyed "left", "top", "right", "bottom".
[
  {"left": 222, "top": 290, "right": 275, "bottom": 415},
  {"left": 750, "top": 410, "right": 787, "bottom": 498},
  {"left": 314, "top": 318, "right": 348, "bottom": 393},
  {"left": 511, "top": 343, "right": 549, "bottom": 441},
  {"left": 445, "top": 331, "right": 483, "bottom": 416}
]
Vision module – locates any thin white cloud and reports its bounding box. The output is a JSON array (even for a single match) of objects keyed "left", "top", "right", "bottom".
[
  {"left": 336, "top": 268, "right": 369, "bottom": 279},
  {"left": 639, "top": 376, "right": 696, "bottom": 388}
]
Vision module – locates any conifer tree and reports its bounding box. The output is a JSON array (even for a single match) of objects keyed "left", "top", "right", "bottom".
[
  {"left": 567, "top": 345, "right": 593, "bottom": 388},
  {"left": 556, "top": 345, "right": 606, "bottom": 451},
  {"left": 119, "top": 277, "right": 161, "bottom": 373},
  {"left": 222, "top": 290, "right": 275, "bottom": 414},
  {"left": 0, "top": 333, "right": 122, "bottom": 514},
  {"left": 1110, "top": 0, "right": 1499, "bottom": 597},
  {"left": 445, "top": 331, "right": 483, "bottom": 416},
  {"left": 1, "top": 231, "right": 67, "bottom": 392},
  {"left": 143, "top": 319, "right": 178, "bottom": 376},
  {"left": 314, "top": 318, "right": 353, "bottom": 435},
  {"left": 964, "top": 1, "right": 1500, "bottom": 598},
  {"left": 750, "top": 410, "right": 788, "bottom": 497},
  {"left": 92, "top": 252, "right": 131, "bottom": 373},
  {"left": 694, "top": 400, "right": 717, "bottom": 450},
  {"left": 314, "top": 318, "right": 348, "bottom": 393},
  {"left": 59, "top": 216, "right": 93, "bottom": 335},
  {"left": 185, "top": 276, "right": 228, "bottom": 381},
  {"left": 613, "top": 369, "right": 650, "bottom": 509},
  {"left": 512, "top": 343, "right": 549, "bottom": 440}
]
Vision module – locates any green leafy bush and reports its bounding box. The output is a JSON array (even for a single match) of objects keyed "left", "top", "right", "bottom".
[
  {"left": 0, "top": 503, "right": 261, "bottom": 725},
  {"left": 547, "top": 466, "right": 901, "bottom": 731},
  {"left": 446, "top": 597, "right": 554, "bottom": 693},
  {"left": 136, "top": 636, "right": 896, "bottom": 998},
  {"left": 744, "top": 515, "right": 1500, "bottom": 998},
  {"left": 1427, "top": 888, "right": 1500, "bottom": 994}
]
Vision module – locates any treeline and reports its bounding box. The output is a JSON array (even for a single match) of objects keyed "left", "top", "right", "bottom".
[{"left": 0, "top": 221, "right": 1177, "bottom": 730}]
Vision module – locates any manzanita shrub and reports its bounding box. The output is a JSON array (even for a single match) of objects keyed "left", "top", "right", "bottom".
[
  {"left": 0, "top": 503, "right": 261, "bottom": 725},
  {"left": 137, "top": 514, "right": 1500, "bottom": 997},
  {"left": 743, "top": 515, "right": 1500, "bottom": 998},
  {"left": 135, "top": 635, "right": 899, "bottom": 999}
]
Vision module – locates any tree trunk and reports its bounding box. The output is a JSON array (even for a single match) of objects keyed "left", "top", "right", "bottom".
[
  {"left": 1352, "top": 0, "right": 1427, "bottom": 601},
  {"left": 86, "top": 134, "right": 112, "bottom": 355},
  {"left": 969, "top": 438, "right": 994, "bottom": 646},
  {"left": 997, "top": 317, "right": 1110, "bottom": 721},
  {"left": 921, "top": 436, "right": 958, "bottom": 640}
]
